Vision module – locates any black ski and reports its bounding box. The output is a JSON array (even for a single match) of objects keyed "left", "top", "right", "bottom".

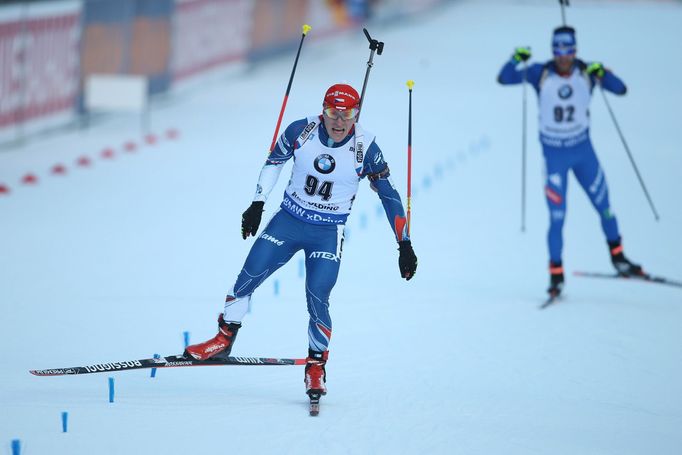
[
  {"left": 573, "top": 271, "right": 682, "bottom": 289},
  {"left": 308, "top": 392, "right": 322, "bottom": 416},
  {"left": 30, "top": 354, "right": 306, "bottom": 376},
  {"left": 539, "top": 291, "right": 562, "bottom": 310}
]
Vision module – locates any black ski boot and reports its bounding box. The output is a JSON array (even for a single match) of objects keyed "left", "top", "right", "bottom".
[
  {"left": 608, "top": 238, "right": 645, "bottom": 277},
  {"left": 548, "top": 261, "right": 564, "bottom": 297}
]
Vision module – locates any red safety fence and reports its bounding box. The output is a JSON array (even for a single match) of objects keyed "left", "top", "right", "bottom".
[{"left": 0, "top": 9, "right": 81, "bottom": 130}]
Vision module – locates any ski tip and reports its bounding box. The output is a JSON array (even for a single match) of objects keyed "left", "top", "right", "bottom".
[
  {"left": 539, "top": 294, "right": 560, "bottom": 310},
  {"left": 29, "top": 369, "right": 51, "bottom": 376},
  {"left": 29, "top": 369, "right": 65, "bottom": 376}
]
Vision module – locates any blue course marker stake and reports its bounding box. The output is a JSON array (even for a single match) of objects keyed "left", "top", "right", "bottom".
[
  {"left": 61, "top": 411, "right": 68, "bottom": 433},
  {"left": 274, "top": 279, "right": 280, "bottom": 296},
  {"left": 108, "top": 377, "right": 115, "bottom": 403},
  {"left": 150, "top": 353, "right": 160, "bottom": 378},
  {"left": 481, "top": 135, "right": 491, "bottom": 150},
  {"left": 11, "top": 439, "right": 20, "bottom": 455},
  {"left": 183, "top": 331, "right": 190, "bottom": 349},
  {"left": 434, "top": 164, "right": 443, "bottom": 179},
  {"left": 298, "top": 258, "right": 304, "bottom": 278}
]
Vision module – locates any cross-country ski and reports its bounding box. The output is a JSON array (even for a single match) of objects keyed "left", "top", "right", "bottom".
[
  {"left": 573, "top": 271, "right": 682, "bottom": 289},
  {"left": 29, "top": 355, "right": 306, "bottom": 377},
  {"left": 539, "top": 292, "right": 562, "bottom": 310}
]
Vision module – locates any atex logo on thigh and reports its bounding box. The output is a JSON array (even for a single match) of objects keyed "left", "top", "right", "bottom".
[{"left": 309, "top": 251, "right": 339, "bottom": 262}]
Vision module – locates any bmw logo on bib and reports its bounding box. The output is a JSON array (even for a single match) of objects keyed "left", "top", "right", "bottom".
[
  {"left": 558, "top": 84, "right": 573, "bottom": 99},
  {"left": 314, "top": 154, "right": 336, "bottom": 174}
]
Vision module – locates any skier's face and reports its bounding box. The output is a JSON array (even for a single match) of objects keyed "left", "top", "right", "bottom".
[
  {"left": 554, "top": 53, "right": 575, "bottom": 75},
  {"left": 323, "top": 107, "right": 358, "bottom": 142}
]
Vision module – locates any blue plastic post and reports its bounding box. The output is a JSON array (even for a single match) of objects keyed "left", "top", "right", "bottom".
[
  {"left": 274, "top": 279, "right": 280, "bottom": 296},
  {"left": 434, "top": 164, "right": 443, "bottom": 179},
  {"left": 108, "top": 377, "right": 114, "bottom": 403},
  {"left": 183, "top": 331, "right": 189, "bottom": 349},
  {"left": 11, "top": 439, "right": 20, "bottom": 455},
  {"left": 61, "top": 411, "right": 68, "bottom": 433},
  {"left": 481, "top": 135, "right": 491, "bottom": 150},
  {"left": 150, "top": 353, "right": 160, "bottom": 378},
  {"left": 298, "top": 258, "right": 304, "bottom": 278}
]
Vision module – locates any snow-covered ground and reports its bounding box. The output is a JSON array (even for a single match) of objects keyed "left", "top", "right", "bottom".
[{"left": 2, "top": 1, "right": 681, "bottom": 453}]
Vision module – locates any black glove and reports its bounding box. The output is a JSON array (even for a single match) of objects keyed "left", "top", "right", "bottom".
[
  {"left": 241, "top": 201, "right": 264, "bottom": 239},
  {"left": 513, "top": 47, "right": 531, "bottom": 63},
  {"left": 398, "top": 240, "right": 418, "bottom": 281},
  {"left": 586, "top": 62, "right": 605, "bottom": 78}
]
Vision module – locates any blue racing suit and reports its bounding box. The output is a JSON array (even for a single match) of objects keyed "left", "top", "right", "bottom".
[
  {"left": 224, "top": 116, "right": 408, "bottom": 352},
  {"left": 498, "top": 57, "right": 627, "bottom": 264}
]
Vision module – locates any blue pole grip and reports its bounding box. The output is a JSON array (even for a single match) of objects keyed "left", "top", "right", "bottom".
[{"left": 108, "top": 377, "right": 115, "bottom": 403}]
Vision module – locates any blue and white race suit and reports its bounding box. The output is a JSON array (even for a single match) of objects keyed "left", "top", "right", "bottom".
[
  {"left": 498, "top": 58, "right": 627, "bottom": 264},
  {"left": 223, "top": 115, "right": 409, "bottom": 352}
]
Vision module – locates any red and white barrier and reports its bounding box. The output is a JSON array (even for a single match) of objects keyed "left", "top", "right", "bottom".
[{"left": 0, "top": 1, "right": 81, "bottom": 142}]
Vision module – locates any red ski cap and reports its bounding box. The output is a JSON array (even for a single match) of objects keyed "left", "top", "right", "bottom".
[{"left": 323, "top": 84, "right": 360, "bottom": 111}]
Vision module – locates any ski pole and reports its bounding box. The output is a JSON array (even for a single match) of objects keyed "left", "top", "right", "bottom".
[
  {"left": 406, "top": 80, "right": 414, "bottom": 236},
  {"left": 268, "top": 24, "right": 312, "bottom": 153},
  {"left": 599, "top": 87, "right": 660, "bottom": 221},
  {"left": 559, "top": 0, "right": 569, "bottom": 26},
  {"left": 521, "top": 60, "right": 528, "bottom": 233},
  {"left": 357, "top": 28, "right": 384, "bottom": 121}
]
